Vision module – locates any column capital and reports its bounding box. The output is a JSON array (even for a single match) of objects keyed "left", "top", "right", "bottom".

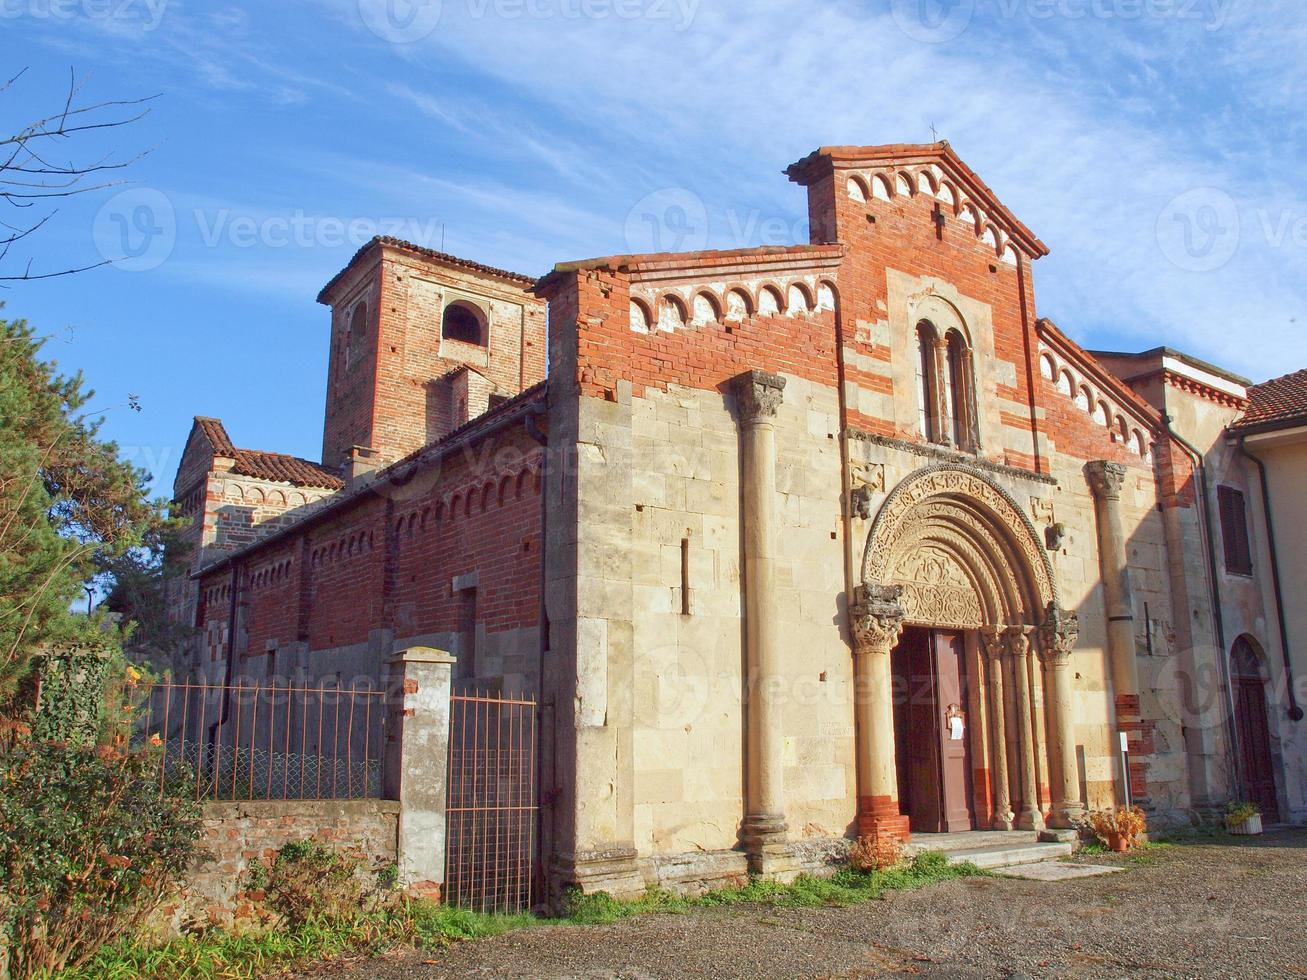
[
  {"left": 850, "top": 583, "right": 905, "bottom": 655},
  {"left": 731, "top": 369, "right": 786, "bottom": 425},
  {"left": 1039, "top": 603, "right": 1080, "bottom": 666},
  {"left": 1085, "top": 459, "right": 1127, "bottom": 500},
  {"left": 1003, "top": 624, "right": 1034, "bottom": 658},
  {"left": 979, "top": 625, "right": 1006, "bottom": 659}
]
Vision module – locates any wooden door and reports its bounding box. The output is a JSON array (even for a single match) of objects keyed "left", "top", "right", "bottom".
[
  {"left": 1235, "top": 674, "right": 1279, "bottom": 822},
  {"left": 934, "top": 631, "right": 975, "bottom": 832},
  {"left": 894, "top": 628, "right": 975, "bottom": 833}
]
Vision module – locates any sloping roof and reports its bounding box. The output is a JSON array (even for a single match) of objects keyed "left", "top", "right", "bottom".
[
  {"left": 230, "top": 449, "right": 344, "bottom": 490},
  {"left": 194, "top": 416, "right": 237, "bottom": 456},
  {"left": 317, "top": 236, "right": 537, "bottom": 303},
  {"left": 1233, "top": 368, "right": 1307, "bottom": 431},
  {"left": 196, "top": 381, "right": 548, "bottom": 577},
  {"left": 186, "top": 416, "right": 343, "bottom": 491}
]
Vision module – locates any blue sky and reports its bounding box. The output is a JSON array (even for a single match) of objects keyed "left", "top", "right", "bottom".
[{"left": 5, "top": 0, "right": 1305, "bottom": 497}]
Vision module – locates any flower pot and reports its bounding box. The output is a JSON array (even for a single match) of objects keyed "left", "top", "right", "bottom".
[
  {"left": 1107, "top": 832, "right": 1129, "bottom": 853},
  {"left": 1228, "top": 814, "right": 1263, "bottom": 836}
]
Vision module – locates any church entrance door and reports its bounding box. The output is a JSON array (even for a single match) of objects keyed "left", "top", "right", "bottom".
[{"left": 893, "top": 627, "right": 975, "bottom": 833}]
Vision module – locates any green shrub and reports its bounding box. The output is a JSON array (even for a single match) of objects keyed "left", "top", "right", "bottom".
[
  {"left": 245, "top": 840, "right": 391, "bottom": 929},
  {"left": 0, "top": 741, "right": 204, "bottom": 978},
  {"left": 1225, "top": 800, "right": 1260, "bottom": 826}
]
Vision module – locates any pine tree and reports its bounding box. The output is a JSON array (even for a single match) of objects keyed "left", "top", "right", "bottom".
[{"left": 0, "top": 315, "right": 164, "bottom": 710}]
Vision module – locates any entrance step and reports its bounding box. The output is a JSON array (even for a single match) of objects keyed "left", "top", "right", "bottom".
[
  {"left": 906, "top": 830, "right": 1076, "bottom": 871},
  {"left": 941, "top": 840, "right": 1074, "bottom": 870},
  {"left": 994, "top": 861, "right": 1125, "bottom": 881}
]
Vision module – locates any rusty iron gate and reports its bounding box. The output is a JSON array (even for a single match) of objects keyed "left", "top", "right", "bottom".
[{"left": 444, "top": 689, "right": 539, "bottom": 913}]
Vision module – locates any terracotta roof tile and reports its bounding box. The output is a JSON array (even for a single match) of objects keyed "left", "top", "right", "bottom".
[
  {"left": 194, "top": 416, "right": 236, "bottom": 456},
  {"left": 1233, "top": 368, "right": 1307, "bottom": 430},
  {"left": 189, "top": 416, "right": 343, "bottom": 490},
  {"left": 230, "top": 449, "right": 344, "bottom": 490}
]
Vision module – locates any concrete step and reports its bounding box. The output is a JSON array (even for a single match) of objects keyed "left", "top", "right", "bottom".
[
  {"left": 940, "top": 840, "right": 1075, "bottom": 870},
  {"left": 994, "top": 860, "right": 1124, "bottom": 881}
]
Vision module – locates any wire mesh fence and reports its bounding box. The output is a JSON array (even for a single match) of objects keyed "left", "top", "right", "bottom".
[
  {"left": 134, "top": 679, "right": 386, "bottom": 801},
  {"left": 444, "top": 688, "right": 538, "bottom": 914}
]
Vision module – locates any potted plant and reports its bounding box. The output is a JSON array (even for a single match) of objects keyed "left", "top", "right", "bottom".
[
  {"left": 1225, "top": 801, "right": 1263, "bottom": 836},
  {"left": 1087, "top": 806, "right": 1148, "bottom": 852}
]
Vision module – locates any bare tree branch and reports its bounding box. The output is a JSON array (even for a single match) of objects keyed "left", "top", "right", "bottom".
[{"left": 0, "top": 68, "right": 157, "bottom": 283}]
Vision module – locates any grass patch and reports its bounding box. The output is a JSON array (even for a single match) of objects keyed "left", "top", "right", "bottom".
[
  {"left": 1074, "top": 838, "right": 1176, "bottom": 865},
  {"left": 564, "top": 850, "right": 985, "bottom": 923},
  {"left": 52, "top": 904, "right": 537, "bottom": 980},
  {"left": 56, "top": 852, "right": 982, "bottom": 979}
]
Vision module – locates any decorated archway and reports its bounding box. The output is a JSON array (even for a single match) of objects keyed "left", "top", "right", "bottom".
[
  {"left": 851, "top": 465, "right": 1081, "bottom": 840},
  {"left": 860, "top": 464, "right": 1057, "bottom": 625}
]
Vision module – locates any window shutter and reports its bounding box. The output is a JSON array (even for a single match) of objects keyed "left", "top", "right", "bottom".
[{"left": 1218, "top": 485, "right": 1253, "bottom": 576}]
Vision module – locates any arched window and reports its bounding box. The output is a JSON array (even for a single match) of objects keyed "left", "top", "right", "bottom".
[
  {"left": 945, "top": 330, "right": 970, "bottom": 449},
  {"left": 916, "top": 322, "right": 937, "bottom": 442},
  {"left": 442, "top": 301, "right": 487, "bottom": 346},
  {"left": 915, "top": 321, "right": 976, "bottom": 451}
]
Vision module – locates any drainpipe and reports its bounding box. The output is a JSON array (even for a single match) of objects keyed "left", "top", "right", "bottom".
[
  {"left": 1235, "top": 434, "right": 1303, "bottom": 722},
  {"left": 1164, "top": 417, "right": 1244, "bottom": 797},
  {"left": 524, "top": 402, "right": 549, "bottom": 903}
]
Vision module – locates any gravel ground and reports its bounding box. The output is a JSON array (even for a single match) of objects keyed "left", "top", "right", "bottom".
[{"left": 314, "top": 829, "right": 1307, "bottom": 979}]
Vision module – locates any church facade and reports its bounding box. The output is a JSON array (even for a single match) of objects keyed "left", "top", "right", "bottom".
[{"left": 169, "top": 143, "right": 1306, "bottom": 898}]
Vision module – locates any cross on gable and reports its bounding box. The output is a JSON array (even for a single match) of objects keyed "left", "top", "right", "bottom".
[{"left": 933, "top": 202, "right": 946, "bottom": 240}]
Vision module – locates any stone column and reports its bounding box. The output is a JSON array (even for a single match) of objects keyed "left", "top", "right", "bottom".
[
  {"left": 384, "top": 646, "right": 455, "bottom": 899},
  {"left": 1040, "top": 604, "right": 1086, "bottom": 828},
  {"left": 1085, "top": 460, "right": 1146, "bottom": 805},
  {"left": 732, "top": 369, "right": 793, "bottom": 876},
  {"left": 1006, "top": 625, "right": 1045, "bottom": 831},
  {"left": 851, "top": 583, "right": 911, "bottom": 844},
  {"left": 958, "top": 347, "right": 978, "bottom": 452},
  {"left": 932, "top": 336, "right": 952, "bottom": 446},
  {"left": 980, "top": 626, "right": 1014, "bottom": 830}
]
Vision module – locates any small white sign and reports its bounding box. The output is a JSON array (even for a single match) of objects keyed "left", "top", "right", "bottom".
[
  {"left": 949, "top": 716, "right": 965, "bottom": 741},
  {"left": 1120, "top": 731, "right": 1130, "bottom": 753}
]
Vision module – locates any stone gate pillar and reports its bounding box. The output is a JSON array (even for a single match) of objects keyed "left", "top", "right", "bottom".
[
  {"left": 384, "top": 646, "right": 455, "bottom": 899},
  {"left": 980, "top": 626, "right": 1015, "bottom": 830},
  {"left": 732, "top": 369, "right": 793, "bottom": 876},
  {"left": 1085, "top": 459, "right": 1147, "bottom": 805},
  {"left": 1006, "top": 625, "right": 1046, "bottom": 831},
  {"left": 1040, "top": 604, "right": 1086, "bottom": 828},
  {"left": 851, "top": 583, "right": 911, "bottom": 845}
]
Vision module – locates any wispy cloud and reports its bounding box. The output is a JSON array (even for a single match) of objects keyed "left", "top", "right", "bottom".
[{"left": 318, "top": 0, "right": 1307, "bottom": 379}]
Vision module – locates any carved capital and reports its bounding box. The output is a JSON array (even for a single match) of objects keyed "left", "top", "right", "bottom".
[
  {"left": 1039, "top": 602, "right": 1080, "bottom": 666},
  {"left": 731, "top": 369, "right": 786, "bottom": 424},
  {"left": 1003, "top": 624, "right": 1033, "bottom": 659},
  {"left": 850, "top": 583, "right": 905, "bottom": 655},
  {"left": 1085, "top": 460, "right": 1127, "bottom": 500},
  {"left": 980, "top": 625, "right": 1005, "bottom": 660}
]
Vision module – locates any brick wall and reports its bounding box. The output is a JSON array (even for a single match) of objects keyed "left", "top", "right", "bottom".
[
  {"left": 320, "top": 243, "right": 546, "bottom": 470},
  {"left": 197, "top": 411, "right": 545, "bottom": 688},
  {"left": 156, "top": 799, "right": 399, "bottom": 934}
]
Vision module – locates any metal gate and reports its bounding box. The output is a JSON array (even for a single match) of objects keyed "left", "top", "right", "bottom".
[{"left": 444, "top": 689, "right": 539, "bottom": 913}]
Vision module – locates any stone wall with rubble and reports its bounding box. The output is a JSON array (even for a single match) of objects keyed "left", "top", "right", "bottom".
[{"left": 156, "top": 799, "right": 399, "bottom": 934}]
